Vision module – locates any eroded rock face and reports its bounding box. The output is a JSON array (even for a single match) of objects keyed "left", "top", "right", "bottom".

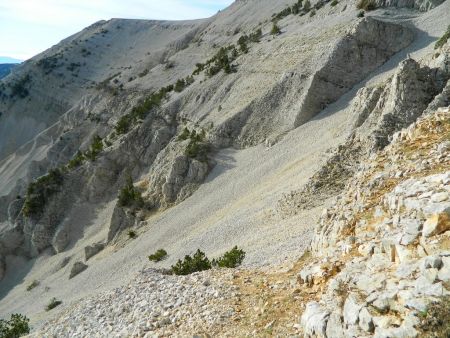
[
  {"left": 374, "top": 0, "right": 445, "bottom": 11},
  {"left": 295, "top": 18, "right": 414, "bottom": 127}
]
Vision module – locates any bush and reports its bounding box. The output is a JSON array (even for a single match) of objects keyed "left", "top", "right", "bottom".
[
  {"left": 85, "top": 135, "right": 103, "bottom": 161},
  {"left": 45, "top": 298, "right": 62, "bottom": 311},
  {"left": 67, "top": 151, "right": 85, "bottom": 169},
  {"left": 115, "top": 114, "right": 133, "bottom": 135},
  {"left": 26, "top": 280, "right": 39, "bottom": 291},
  {"left": 212, "top": 246, "right": 246, "bottom": 268},
  {"left": 172, "top": 249, "right": 212, "bottom": 275},
  {"left": 118, "top": 176, "right": 144, "bottom": 208},
  {"left": 330, "top": 0, "right": 338, "bottom": 6},
  {"left": 10, "top": 75, "right": 31, "bottom": 99},
  {"left": 174, "top": 78, "right": 186, "bottom": 92},
  {"left": 23, "top": 169, "right": 64, "bottom": 218},
  {"left": 356, "top": 0, "right": 377, "bottom": 10},
  {"left": 128, "top": 230, "right": 137, "bottom": 239},
  {"left": 435, "top": 25, "right": 450, "bottom": 50},
  {"left": 148, "top": 249, "right": 168, "bottom": 262},
  {"left": 357, "top": 10, "right": 365, "bottom": 17},
  {"left": 271, "top": 23, "right": 281, "bottom": 36},
  {"left": 0, "top": 313, "right": 30, "bottom": 338},
  {"left": 310, "top": 9, "right": 316, "bottom": 16},
  {"left": 217, "top": 247, "right": 245, "bottom": 268},
  {"left": 303, "top": 0, "right": 311, "bottom": 11},
  {"left": 178, "top": 127, "right": 191, "bottom": 141}
]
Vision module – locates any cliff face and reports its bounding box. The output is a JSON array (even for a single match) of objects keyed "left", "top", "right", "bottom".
[{"left": 0, "top": 0, "right": 450, "bottom": 334}]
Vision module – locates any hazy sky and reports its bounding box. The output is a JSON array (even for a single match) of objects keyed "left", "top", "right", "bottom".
[{"left": 0, "top": 0, "right": 233, "bottom": 61}]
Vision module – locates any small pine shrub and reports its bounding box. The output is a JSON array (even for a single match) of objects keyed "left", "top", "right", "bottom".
[
  {"left": 0, "top": 313, "right": 30, "bottom": 338},
  {"left": 330, "top": 0, "right": 338, "bottom": 6},
  {"left": 271, "top": 23, "right": 281, "bottom": 36},
  {"left": 118, "top": 176, "right": 144, "bottom": 208},
  {"left": 303, "top": 0, "right": 311, "bottom": 11},
  {"left": 67, "top": 151, "right": 85, "bottom": 169},
  {"left": 85, "top": 135, "right": 103, "bottom": 161},
  {"left": 115, "top": 114, "right": 132, "bottom": 135},
  {"left": 357, "top": 10, "right": 365, "bottom": 17},
  {"left": 178, "top": 127, "right": 191, "bottom": 141},
  {"left": 212, "top": 246, "right": 246, "bottom": 268},
  {"left": 435, "top": 25, "right": 450, "bottom": 50},
  {"left": 174, "top": 78, "right": 186, "bottom": 92},
  {"left": 148, "top": 249, "right": 168, "bottom": 262},
  {"left": 310, "top": 9, "right": 316, "bottom": 17},
  {"left": 23, "top": 169, "right": 64, "bottom": 218},
  {"left": 356, "top": 0, "right": 377, "bottom": 11},
  {"left": 128, "top": 230, "right": 137, "bottom": 239},
  {"left": 172, "top": 249, "right": 212, "bottom": 275},
  {"left": 26, "top": 280, "right": 39, "bottom": 291},
  {"left": 45, "top": 298, "right": 62, "bottom": 311}
]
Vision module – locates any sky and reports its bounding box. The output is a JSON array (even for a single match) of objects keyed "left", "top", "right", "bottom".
[{"left": 0, "top": 0, "right": 234, "bottom": 61}]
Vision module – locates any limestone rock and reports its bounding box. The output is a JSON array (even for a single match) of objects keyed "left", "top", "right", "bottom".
[
  {"left": 84, "top": 242, "right": 105, "bottom": 261},
  {"left": 69, "top": 261, "right": 88, "bottom": 279},
  {"left": 301, "top": 302, "right": 330, "bottom": 338}
]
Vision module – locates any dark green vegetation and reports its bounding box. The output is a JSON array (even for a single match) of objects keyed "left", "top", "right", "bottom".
[
  {"left": 435, "top": 25, "right": 450, "bottom": 49},
  {"left": 417, "top": 296, "right": 450, "bottom": 337},
  {"left": 0, "top": 314, "right": 30, "bottom": 338},
  {"left": 26, "top": 280, "right": 39, "bottom": 291},
  {"left": 45, "top": 298, "right": 62, "bottom": 311},
  {"left": 67, "top": 151, "right": 85, "bottom": 169},
  {"left": 0, "top": 64, "right": 17, "bottom": 80},
  {"left": 180, "top": 128, "right": 210, "bottom": 161},
  {"left": 10, "top": 75, "right": 31, "bottom": 99},
  {"left": 148, "top": 249, "right": 168, "bottom": 262},
  {"left": 118, "top": 176, "right": 144, "bottom": 208},
  {"left": 23, "top": 169, "right": 63, "bottom": 218},
  {"left": 271, "top": 23, "right": 281, "bottom": 36},
  {"left": 84, "top": 135, "right": 103, "bottom": 161},
  {"left": 357, "top": 10, "right": 365, "bottom": 17},
  {"left": 356, "top": 0, "right": 377, "bottom": 11},
  {"left": 171, "top": 249, "right": 212, "bottom": 275},
  {"left": 212, "top": 246, "right": 246, "bottom": 268},
  {"left": 128, "top": 230, "right": 137, "bottom": 239},
  {"left": 171, "top": 247, "right": 246, "bottom": 275},
  {"left": 330, "top": 0, "right": 339, "bottom": 6}
]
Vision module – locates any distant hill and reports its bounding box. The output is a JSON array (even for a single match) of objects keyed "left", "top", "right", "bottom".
[
  {"left": 0, "top": 56, "right": 22, "bottom": 63},
  {"left": 0, "top": 64, "right": 17, "bottom": 79}
]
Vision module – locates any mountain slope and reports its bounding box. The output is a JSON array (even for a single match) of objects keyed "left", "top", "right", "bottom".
[{"left": 0, "top": 0, "right": 449, "bottom": 335}]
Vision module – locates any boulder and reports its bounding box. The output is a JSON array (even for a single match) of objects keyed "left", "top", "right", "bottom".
[
  {"left": 85, "top": 242, "right": 105, "bottom": 261},
  {"left": 301, "top": 302, "right": 330, "bottom": 338},
  {"left": 422, "top": 212, "right": 450, "bottom": 237},
  {"left": 69, "top": 261, "right": 88, "bottom": 279}
]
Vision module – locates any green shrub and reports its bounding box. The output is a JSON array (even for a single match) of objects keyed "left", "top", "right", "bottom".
[
  {"left": 26, "top": 280, "right": 39, "bottom": 291},
  {"left": 310, "top": 9, "right": 316, "bottom": 16},
  {"left": 148, "top": 249, "right": 168, "bottom": 262},
  {"left": 212, "top": 246, "right": 246, "bottom": 268},
  {"left": 249, "top": 29, "right": 262, "bottom": 43},
  {"left": 330, "top": 0, "right": 338, "bottom": 6},
  {"left": 303, "top": 0, "right": 311, "bottom": 11},
  {"left": 128, "top": 230, "right": 137, "bottom": 239},
  {"left": 85, "top": 135, "right": 103, "bottom": 161},
  {"left": 271, "top": 23, "right": 281, "bottom": 36},
  {"left": 10, "top": 75, "right": 31, "bottom": 99},
  {"left": 0, "top": 313, "right": 30, "bottom": 338},
  {"left": 357, "top": 10, "right": 365, "bottom": 17},
  {"left": 115, "top": 114, "right": 133, "bottom": 135},
  {"left": 171, "top": 249, "right": 212, "bottom": 275},
  {"left": 174, "top": 78, "right": 186, "bottom": 92},
  {"left": 178, "top": 127, "right": 191, "bottom": 141},
  {"left": 118, "top": 176, "right": 144, "bottom": 208},
  {"left": 67, "top": 151, "right": 85, "bottom": 169},
  {"left": 356, "top": 0, "right": 377, "bottom": 10},
  {"left": 45, "top": 298, "right": 62, "bottom": 311},
  {"left": 23, "top": 169, "right": 64, "bottom": 218},
  {"left": 238, "top": 35, "right": 249, "bottom": 54},
  {"left": 435, "top": 25, "right": 450, "bottom": 50}
]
